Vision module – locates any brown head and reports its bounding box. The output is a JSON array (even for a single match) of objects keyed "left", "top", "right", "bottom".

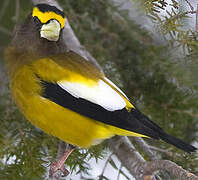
[{"left": 11, "top": 4, "right": 67, "bottom": 55}]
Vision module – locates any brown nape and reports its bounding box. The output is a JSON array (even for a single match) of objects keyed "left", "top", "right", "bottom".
[{"left": 10, "top": 14, "right": 68, "bottom": 56}]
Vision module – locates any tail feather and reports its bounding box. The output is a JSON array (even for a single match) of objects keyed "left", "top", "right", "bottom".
[
  {"left": 130, "top": 108, "right": 197, "bottom": 153},
  {"left": 159, "top": 132, "right": 197, "bottom": 153}
]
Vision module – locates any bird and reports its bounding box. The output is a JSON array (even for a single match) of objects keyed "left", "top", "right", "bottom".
[{"left": 5, "top": 3, "right": 197, "bottom": 177}]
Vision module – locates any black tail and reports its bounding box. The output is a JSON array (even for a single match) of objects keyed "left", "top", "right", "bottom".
[
  {"left": 130, "top": 108, "right": 197, "bottom": 153},
  {"left": 158, "top": 132, "right": 197, "bottom": 153}
]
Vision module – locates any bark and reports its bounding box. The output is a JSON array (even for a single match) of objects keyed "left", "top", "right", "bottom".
[
  {"left": 143, "top": 160, "right": 198, "bottom": 180},
  {"left": 31, "top": 0, "right": 198, "bottom": 180},
  {"left": 109, "top": 136, "right": 145, "bottom": 180},
  {"left": 133, "top": 137, "right": 158, "bottom": 161},
  {"left": 109, "top": 136, "right": 198, "bottom": 180}
]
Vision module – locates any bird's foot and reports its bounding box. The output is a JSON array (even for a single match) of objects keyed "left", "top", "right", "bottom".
[
  {"left": 49, "top": 160, "right": 70, "bottom": 177},
  {"left": 49, "top": 145, "right": 75, "bottom": 178}
]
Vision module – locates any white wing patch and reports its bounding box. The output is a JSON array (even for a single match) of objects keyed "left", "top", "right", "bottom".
[
  {"left": 104, "top": 77, "right": 129, "bottom": 99},
  {"left": 57, "top": 79, "right": 126, "bottom": 111}
]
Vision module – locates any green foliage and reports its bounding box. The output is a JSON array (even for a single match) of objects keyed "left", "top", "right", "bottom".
[
  {"left": 0, "top": 0, "right": 198, "bottom": 179},
  {"left": 133, "top": 0, "right": 198, "bottom": 55}
]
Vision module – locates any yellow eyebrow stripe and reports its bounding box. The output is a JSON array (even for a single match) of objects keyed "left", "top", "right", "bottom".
[{"left": 32, "top": 7, "right": 66, "bottom": 29}]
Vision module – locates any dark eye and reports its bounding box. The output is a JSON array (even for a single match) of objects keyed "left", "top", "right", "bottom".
[{"left": 33, "top": 16, "right": 41, "bottom": 25}]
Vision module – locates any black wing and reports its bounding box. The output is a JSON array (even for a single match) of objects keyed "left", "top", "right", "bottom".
[{"left": 40, "top": 80, "right": 197, "bottom": 153}]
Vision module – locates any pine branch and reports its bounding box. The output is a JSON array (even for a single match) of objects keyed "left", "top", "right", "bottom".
[
  {"left": 134, "top": 137, "right": 173, "bottom": 157},
  {"left": 117, "top": 164, "right": 123, "bottom": 180},
  {"left": 184, "top": 0, "right": 194, "bottom": 12},
  {"left": 109, "top": 136, "right": 198, "bottom": 180},
  {"left": 98, "top": 152, "right": 114, "bottom": 180},
  {"left": 143, "top": 160, "right": 198, "bottom": 180},
  {"left": 133, "top": 137, "right": 157, "bottom": 160},
  {"left": 109, "top": 136, "right": 145, "bottom": 180},
  {"left": 148, "top": 145, "right": 172, "bottom": 156}
]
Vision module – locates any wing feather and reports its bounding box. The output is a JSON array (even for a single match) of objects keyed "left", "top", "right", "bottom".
[{"left": 57, "top": 79, "right": 126, "bottom": 111}]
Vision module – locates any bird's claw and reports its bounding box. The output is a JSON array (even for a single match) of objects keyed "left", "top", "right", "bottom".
[{"left": 49, "top": 160, "right": 70, "bottom": 177}]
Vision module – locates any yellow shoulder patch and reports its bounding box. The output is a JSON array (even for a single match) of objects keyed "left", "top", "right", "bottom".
[{"left": 32, "top": 7, "right": 66, "bottom": 29}]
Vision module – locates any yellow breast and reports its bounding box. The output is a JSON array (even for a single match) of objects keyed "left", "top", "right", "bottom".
[{"left": 8, "top": 52, "right": 146, "bottom": 148}]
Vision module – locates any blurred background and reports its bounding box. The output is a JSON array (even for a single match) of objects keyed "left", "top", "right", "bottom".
[{"left": 0, "top": 0, "right": 198, "bottom": 179}]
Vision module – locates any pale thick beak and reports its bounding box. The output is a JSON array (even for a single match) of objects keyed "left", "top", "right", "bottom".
[{"left": 40, "top": 19, "right": 61, "bottom": 41}]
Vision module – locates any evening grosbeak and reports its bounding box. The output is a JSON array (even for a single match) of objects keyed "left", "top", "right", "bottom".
[{"left": 5, "top": 3, "right": 197, "bottom": 177}]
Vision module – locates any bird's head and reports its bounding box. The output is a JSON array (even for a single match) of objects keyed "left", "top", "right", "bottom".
[
  {"left": 32, "top": 4, "right": 66, "bottom": 42},
  {"left": 10, "top": 4, "right": 67, "bottom": 54}
]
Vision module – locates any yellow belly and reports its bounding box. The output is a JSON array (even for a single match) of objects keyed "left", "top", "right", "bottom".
[
  {"left": 10, "top": 65, "right": 146, "bottom": 148},
  {"left": 22, "top": 96, "right": 115, "bottom": 147}
]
